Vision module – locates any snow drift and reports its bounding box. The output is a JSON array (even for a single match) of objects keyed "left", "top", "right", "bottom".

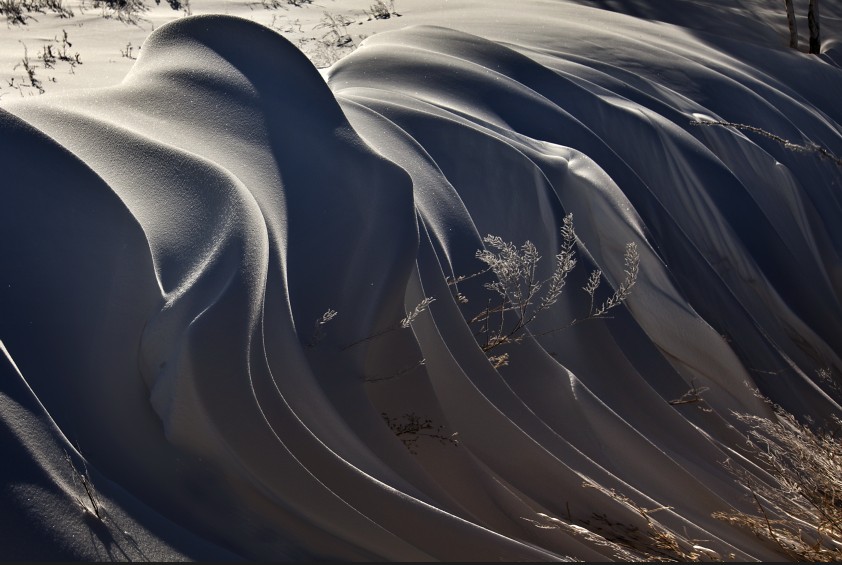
[{"left": 2, "top": 3, "right": 841, "bottom": 560}]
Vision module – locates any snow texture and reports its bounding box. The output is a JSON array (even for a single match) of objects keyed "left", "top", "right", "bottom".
[{"left": 1, "top": 1, "right": 842, "bottom": 560}]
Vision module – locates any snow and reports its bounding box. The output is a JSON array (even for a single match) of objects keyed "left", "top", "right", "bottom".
[{"left": 1, "top": 0, "right": 841, "bottom": 560}]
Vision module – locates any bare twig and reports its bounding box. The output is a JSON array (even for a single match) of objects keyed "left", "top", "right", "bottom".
[{"left": 690, "top": 119, "right": 842, "bottom": 167}]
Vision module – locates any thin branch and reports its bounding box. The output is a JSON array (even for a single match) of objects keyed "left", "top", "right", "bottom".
[{"left": 690, "top": 119, "right": 842, "bottom": 166}]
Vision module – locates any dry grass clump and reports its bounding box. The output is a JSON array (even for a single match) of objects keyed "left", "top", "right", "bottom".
[
  {"left": 522, "top": 396, "right": 842, "bottom": 561},
  {"left": 90, "top": 0, "right": 147, "bottom": 23},
  {"left": 714, "top": 404, "right": 842, "bottom": 561},
  {"left": 7, "top": 31, "right": 82, "bottom": 96},
  {"left": 89, "top": 0, "right": 189, "bottom": 23},
  {"left": 580, "top": 481, "right": 721, "bottom": 561},
  {"left": 1, "top": 0, "right": 72, "bottom": 25},
  {"left": 380, "top": 412, "right": 459, "bottom": 454},
  {"left": 525, "top": 481, "right": 722, "bottom": 562},
  {"left": 450, "top": 213, "right": 639, "bottom": 369},
  {"left": 366, "top": 0, "right": 399, "bottom": 20}
]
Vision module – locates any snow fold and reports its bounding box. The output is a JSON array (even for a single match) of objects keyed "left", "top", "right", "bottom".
[{"left": 1, "top": 9, "right": 841, "bottom": 560}]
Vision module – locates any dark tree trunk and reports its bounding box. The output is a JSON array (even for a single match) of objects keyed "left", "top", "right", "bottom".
[
  {"left": 809, "top": 0, "right": 821, "bottom": 54},
  {"left": 785, "top": 0, "right": 798, "bottom": 48}
]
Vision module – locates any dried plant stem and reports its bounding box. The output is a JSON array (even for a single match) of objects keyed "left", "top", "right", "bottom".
[{"left": 690, "top": 119, "right": 842, "bottom": 166}]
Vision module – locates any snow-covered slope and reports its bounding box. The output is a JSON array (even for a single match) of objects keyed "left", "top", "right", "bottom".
[{"left": 1, "top": 2, "right": 841, "bottom": 560}]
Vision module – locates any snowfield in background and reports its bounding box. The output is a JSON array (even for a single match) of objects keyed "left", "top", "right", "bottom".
[{"left": 1, "top": 0, "right": 842, "bottom": 560}]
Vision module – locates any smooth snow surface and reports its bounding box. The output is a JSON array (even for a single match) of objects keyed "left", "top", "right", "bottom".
[{"left": 2, "top": 1, "right": 842, "bottom": 560}]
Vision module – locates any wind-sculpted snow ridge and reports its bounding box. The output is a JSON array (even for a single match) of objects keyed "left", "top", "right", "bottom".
[{"left": 1, "top": 6, "right": 841, "bottom": 560}]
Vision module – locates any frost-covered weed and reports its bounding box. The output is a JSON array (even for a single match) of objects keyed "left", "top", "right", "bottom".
[
  {"left": 451, "top": 213, "right": 639, "bottom": 367},
  {"left": 714, "top": 404, "right": 842, "bottom": 561}
]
